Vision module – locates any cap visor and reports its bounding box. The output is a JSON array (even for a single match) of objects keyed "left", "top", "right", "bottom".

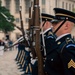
[{"left": 51, "top": 19, "right": 61, "bottom": 23}]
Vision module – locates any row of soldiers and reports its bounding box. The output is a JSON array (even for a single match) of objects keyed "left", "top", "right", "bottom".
[{"left": 15, "top": 8, "right": 75, "bottom": 75}]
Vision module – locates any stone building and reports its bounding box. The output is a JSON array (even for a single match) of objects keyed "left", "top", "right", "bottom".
[{"left": 0, "top": 0, "right": 75, "bottom": 40}]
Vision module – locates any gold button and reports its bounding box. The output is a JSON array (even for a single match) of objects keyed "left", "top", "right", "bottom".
[{"left": 57, "top": 41, "right": 61, "bottom": 45}]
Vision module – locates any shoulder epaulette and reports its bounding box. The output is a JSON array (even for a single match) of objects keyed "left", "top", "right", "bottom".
[
  {"left": 48, "top": 31, "right": 53, "bottom": 36},
  {"left": 65, "top": 37, "right": 74, "bottom": 44},
  {"left": 65, "top": 37, "right": 75, "bottom": 48},
  {"left": 47, "top": 36, "right": 54, "bottom": 39},
  {"left": 66, "top": 44, "right": 75, "bottom": 48}
]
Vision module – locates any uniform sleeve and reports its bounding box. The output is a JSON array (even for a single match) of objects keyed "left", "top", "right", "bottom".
[{"left": 62, "top": 44, "right": 75, "bottom": 75}]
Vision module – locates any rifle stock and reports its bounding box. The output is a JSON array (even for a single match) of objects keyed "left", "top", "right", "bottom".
[{"left": 33, "top": 0, "right": 45, "bottom": 75}]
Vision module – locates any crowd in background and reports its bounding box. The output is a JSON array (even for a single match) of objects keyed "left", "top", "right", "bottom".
[{"left": 0, "top": 38, "right": 13, "bottom": 52}]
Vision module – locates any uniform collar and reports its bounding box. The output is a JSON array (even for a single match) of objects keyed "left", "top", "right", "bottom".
[
  {"left": 56, "top": 33, "right": 70, "bottom": 41},
  {"left": 43, "top": 27, "right": 52, "bottom": 34}
]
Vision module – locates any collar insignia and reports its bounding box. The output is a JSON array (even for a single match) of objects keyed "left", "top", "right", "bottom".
[{"left": 48, "top": 31, "right": 53, "bottom": 36}]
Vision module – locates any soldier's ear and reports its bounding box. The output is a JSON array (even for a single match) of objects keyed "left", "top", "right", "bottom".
[{"left": 65, "top": 21, "right": 68, "bottom": 30}]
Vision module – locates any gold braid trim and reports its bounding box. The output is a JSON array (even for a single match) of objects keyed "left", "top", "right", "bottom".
[{"left": 56, "top": 13, "right": 75, "bottom": 19}]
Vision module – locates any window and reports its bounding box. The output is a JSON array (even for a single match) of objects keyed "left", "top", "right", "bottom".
[
  {"left": 5, "top": 0, "right": 11, "bottom": 10},
  {"left": 25, "top": 18, "right": 29, "bottom": 23},
  {"left": 62, "top": 2, "right": 64, "bottom": 8},
  {"left": 15, "top": 0, "right": 19, "bottom": 13},
  {"left": 72, "top": 4, "right": 74, "bottom": 11},
  {"left": 55, "top": 0, "right": 57, "bottom": 7},
  {"left": 42, "top": 8, "right": 45, "bottom": 13},
  {"left": 69, "top": 3, "right": 71, "bottom": 10},
  {"left": 25, "top": 0, "right": 31, "bottom": 13},
  {"left": 15, "top": 18, "right": 19, "bottom": 23},
  {"left": 42, "top": 0, "right": 45, "bottom": 5},
  {"left": 66, "top": 3, "right": 68, "bottom": 9},
  {"left": 42, "top": 0, "right": 45, "bottom": 12}
]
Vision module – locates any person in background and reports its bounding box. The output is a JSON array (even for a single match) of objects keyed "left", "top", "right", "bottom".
[
  {"left": 0, "top": 39, "right": 5, "bottom": 55},
  {"left": 8, "top": 39, "right": 13, "bottom": 51}
]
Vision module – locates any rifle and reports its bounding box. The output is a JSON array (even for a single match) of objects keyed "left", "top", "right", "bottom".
[
  {"left": 28, "top": 6, "right": 36, "bottom": 59},
  {"left": 19, "top": 5, "right": 29, "bottom": 47},
  {"left": 11, "top": 23, "right": 22, "bottom": 31},
  {"left": 33, "top": 0, "right": 45, "bottom": 75},
  {"left": 19, "top": 0, "right": 36, "bottom": 59},
  {"left": 2, "top": 38, "right": 24, "bottom": 51}
]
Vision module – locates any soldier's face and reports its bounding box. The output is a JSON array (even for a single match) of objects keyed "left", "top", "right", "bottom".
[
  {"left": 54, "top": 21, "right": 74, "bottom": 37},
  {"left": 40, "top": 21, "right": 52, "bottom": 31},
  {"left": 40, "top": 21, "right": 44, "bottom": 29},
  {"left": 52, "top": 23, "right": 58, "bottom": 32},
  {"left": 43, "top": 21, "right": 52, "bottom": 31}
]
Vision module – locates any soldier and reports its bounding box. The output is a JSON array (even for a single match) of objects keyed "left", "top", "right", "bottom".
[
  {"left": 31, "top": 13, "right": 56, "bottom": 75},
  {"left": 40, "top": 13, "right": 59, "bottom": 75},
  {"left": 43, "top": 15, "right": 59, "bottom": 75},
  {"left": 45, "top": 8, "right": 75, "bottom": 75},
  {"left": 54, "top": 8, "right": 75, "bottom": 75},
  {"left": 40, "top": 13, "right": 55, "bottom": 58}
]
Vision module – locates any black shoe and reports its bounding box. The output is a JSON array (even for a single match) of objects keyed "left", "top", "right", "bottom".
[
  {"left": 21, "top": 73, "right": 25, "bottom": 75},
  {"left": 16, "top": 62, "right": 19, "bottom": 64},
  {"left": 17, "top": 64, "right": 22, "bottom": 67},
  {"left": 18, "top": 67, "right": 22, "bottom": 69},
  {"left": 14, "top": 59, "right": 17, "bottom": 61},
  {"left": 20, "top": 69, "right": 25, "bottom": 72}
]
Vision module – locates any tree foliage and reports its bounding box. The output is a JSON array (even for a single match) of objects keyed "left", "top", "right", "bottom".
[{"left": 0, "top": 0, "right": 15, "bottom": 33}]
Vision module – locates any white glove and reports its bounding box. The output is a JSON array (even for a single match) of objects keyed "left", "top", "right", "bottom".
[{"left": 31, "top": 58, "right": 37, "bottom": 65}]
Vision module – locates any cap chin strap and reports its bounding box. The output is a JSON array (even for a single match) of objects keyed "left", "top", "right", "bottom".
[
  {"left": 40, "top": 20, "right": 47, "bottom": 57},
  {"left": 54, "top": 19, "right": 66, "bottom": 34},
  {"left": 42, "top": 20, "right": 47, "bottom": 27}
]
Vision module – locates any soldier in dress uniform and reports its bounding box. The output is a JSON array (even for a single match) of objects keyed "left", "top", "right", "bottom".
[
  {"left": 40, "top": 13, "right": 55, "bottom": 58},
  {"left": 42, "top": 16, "right": 59, "bottom": 75},
  {"left": 54, "top": 8, "right": 75, "bottom": 75},
  {"left": 40, "top": 13, "right": 59, "bottom": 75},
  {"left": 45, "top": 8, "right": 75, "bottom": 75},
  {"left": 31, "top": 13, "right": 56, "bottom": 75}
]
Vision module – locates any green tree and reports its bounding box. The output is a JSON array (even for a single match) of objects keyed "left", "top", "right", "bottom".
[{"left": 0, "top": 0, "right": 15, "bottom": 33}]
